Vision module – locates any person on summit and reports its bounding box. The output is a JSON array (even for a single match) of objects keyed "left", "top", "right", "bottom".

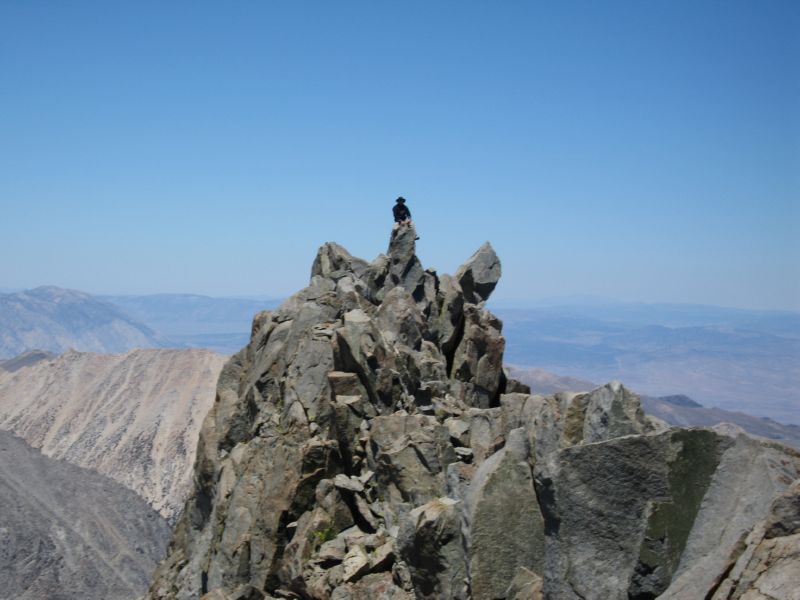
[
  {"left": 392, "top": 196, "right": 419, "bottom": 239},
  {"left": 393, "top": 196, "right": 411, "bottom": 224}
]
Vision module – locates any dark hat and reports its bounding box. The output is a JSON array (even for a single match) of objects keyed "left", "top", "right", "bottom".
[{"left": 396, "top": 196, "right": 406, "bottom": 203}]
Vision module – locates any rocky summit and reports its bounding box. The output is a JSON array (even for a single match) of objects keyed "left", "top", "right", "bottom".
[{"left": 144, "top": 227, "right": 800, "bottom": 600}]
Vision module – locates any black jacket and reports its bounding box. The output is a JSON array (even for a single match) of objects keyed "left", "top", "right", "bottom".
[{"left": 393, "top": 203, "right": 411, "bottom": 222}]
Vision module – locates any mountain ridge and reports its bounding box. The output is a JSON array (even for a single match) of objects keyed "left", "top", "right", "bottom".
[
  {"left": 0, "top": 286, "right": 163, "bottom": 358},
  {"left": 498, "top": 307, "right": 800, "bottom": 423},
  {"left": 143, "top": 228, "right": 800, "bottom": 600},
  {"left": 103, "top": 293, "right": 281, "bottom": 337},
  {"left": 0, "top": 347, "right": 226, "bottom": 521}
]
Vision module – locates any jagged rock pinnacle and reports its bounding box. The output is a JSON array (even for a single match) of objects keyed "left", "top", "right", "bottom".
[
  {"left": 143, "top": 226, "right": 800, "bottom": 600},
  {"left": 385, "top": 225, "right": 425, "bottom": 298}
]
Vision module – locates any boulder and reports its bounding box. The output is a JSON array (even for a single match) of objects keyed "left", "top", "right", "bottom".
[
  {"left": 454, "top": 242, "right": 501, "bottom": 304},
  {"left": 705, "top": 477, "right": 800, "bottom": 600},
  {"left": 465, "top": 428, "right": 545, "bottom": 600},
  {"left": 311, "top": 242, "right": 370, "bottom": 281},
  {"left": 331, "top": 572, "right": 413, "bottom": 600},
  {"left": 342, "top": 545, "right": 371, "bottom": 582},
  {"left": 376, "top": 286, "right": 427, "bottom": 350},
  {"left": 367, "top": 414, "right": 456, "bottom": 506},
  {"left": 384, "top": 224, "right": 425, "bottom": 298},
  {"left": 657, "top": 435, "right": 800, "bottom": 600},
  {"left": 451, "top": 304, "right": 505, "bottom": 408},
  {"left": 505, "top": 567, "right": 544, "bottom": 600},
  {"left": 765, "top": 478, "right": 800, "bottom": 539},
  {"left": 397, "top": 497, "right": 467, "bottom": 599}
]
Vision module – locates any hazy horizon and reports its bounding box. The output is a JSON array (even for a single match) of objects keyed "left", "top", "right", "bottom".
[
  {"left": 1, "top": 2, "right": 798, "bottom": 310},
  {"left": 3, "top": 285, "right": 800, "bottom": 316},
  {"left": 4, "top": 284, "right": 798, "bottom": 424}
]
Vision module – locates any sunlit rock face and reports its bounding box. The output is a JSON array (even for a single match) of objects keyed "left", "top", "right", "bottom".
[
  {"left": 0, "top": 347, "right": 226, "bottom": 522},
  {"left": 143, "top": 227, "right": 800, "bottom": 600}
]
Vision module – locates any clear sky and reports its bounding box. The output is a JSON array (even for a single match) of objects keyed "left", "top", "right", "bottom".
[{"left": 1, "top": 1, "right": 798, "bottom": 309}]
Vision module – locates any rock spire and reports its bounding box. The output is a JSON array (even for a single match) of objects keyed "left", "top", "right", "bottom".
[{"left": 145, "top": 229, "right": 800, "bottom": 600}]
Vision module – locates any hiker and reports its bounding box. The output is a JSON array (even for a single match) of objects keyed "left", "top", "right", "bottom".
[
  {"left": 392, "top": 196, "right": 420, "bottom": 239},
  {"left": 393, "top": 196, "right": 411, "bottom": 225}
]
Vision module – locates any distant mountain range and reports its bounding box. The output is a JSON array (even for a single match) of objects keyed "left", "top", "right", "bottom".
[
  {"left": 0, "top": 430, "right": 170, "bottom": 600},
  {"left": 103, "top": 293, "right": 279, "bottom": 335},
  {"left": 0, "top": 349, "right": 55, "bottom": 372},
  {"left": 496, "top": 303, "right": 800, "bottom": 424},
  {"left": 0, "top": 287, "right": 275, "bottom": 357},
  {"left": 2, "top": 285, "right": 797, "bottom": 424},
  {"left": 103, "top": 293, "right": 278, "bottom": 354},
  {"left": 640, "top": 395, "right": 800, "bottom": 449},
  {"left": 0, "top": 286, "right": 163, "bottom": 358}
]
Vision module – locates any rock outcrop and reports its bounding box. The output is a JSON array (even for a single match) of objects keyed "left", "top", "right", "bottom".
[
  {"left": 509, "top": 366, "right": 800, "bottom": 451},
  {"left": 0, "top": 429, "right": 170, "bottom": 600},
  {"left": 144, "top": 228, "right": 800, "bottom": 600},
  {"left": 0, "top": 348, "right": 226, "bottom": 521}
]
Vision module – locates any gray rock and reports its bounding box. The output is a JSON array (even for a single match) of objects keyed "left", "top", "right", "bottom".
[
  {"left": 454, "top": 446, "right": 473, "bottom": 460},
  {"left": 201, "top": 586, "right": 270, "bottom": 600},
  {"left": 505, "top": 567, "right": 544, "bottom": 600},
  {"left": 462, "top": 407, "right": 505, "bottom": 466},
  {"left": 540, "top": 431, "right": 698, "bottom": 599},
  {"left": 708, "top": 510, "right": 800, "bottom": 600},
  {"left": 369, "top": 540, "right": 396, "bottom": 572},
  {"left": 317, "top": 537, "right": 347, "bottom": 564},
  {"left": 445, "top": 416, "right": 471, "bottom": 446},
  {"left": 765, "top": 478, "right": 800, "bottom": 539},
  {"left": 316, "top": 478, "right": 356, "bottom": 532},
  {"left": 354, "top": 493, "right": 381, "bottom": 531},
  {"left": 384, "top": 224, "right": 425, "bottom": 298},
  {"left": 334, "top": 309, "right": 401, "bottom": 410},
  {"left": 454, "top": 242, "right": 501, "bottom": 305},
  {"left": 280, "top": 506, "right": 336, "bottom": 586},
  {"left": 311, "top": 242, "right": 370, "bottom": 281},
  {"left": 376, "top": 286, "right": 427, "bottom": 350},
  {"left": 334, "top": 473, "right": 365, "bottom": 493},
  {"left": 367, "top": 414, "right": 456, "bottom": 506},
  {"left": 142, "top": 226, "right": 800, "bottom": 600},
  {"left": 661, "top": 438, "right": 800, "bottom": 600},
  {"left": 560, "top": 381, "right": 659, "bottom": 447},
  {"left": 451, "top": 304, "right": 505, "bottom": 408},
  {"left": 342, "top": 545, "right": 371, "bottom": 582},
  {"left": 397, "top": 497, "right": 467, "bottom": 599},
  {"left": 504, "top": 377, "right": 532, "bottom": 395},
  {"left": 466, "top": 428, "right": 545, "bottom": 600},
  {"left": 331, "top": 572, "right": 413, "bottom": 600},
  {"left": 430, "top": 274, "right": 464, "bottom": 360},
  {"left": 581, "top": 381, "right": 661, "bottom": 444}
]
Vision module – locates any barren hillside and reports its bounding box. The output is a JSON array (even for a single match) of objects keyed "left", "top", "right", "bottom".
[
  {"left": 0, "top": 348, "right": 226, "bottom": 521},
  {"left": 0, "top": 430, "right": 170, "bottom": 600}
]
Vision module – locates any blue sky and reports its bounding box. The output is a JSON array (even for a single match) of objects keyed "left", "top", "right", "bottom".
[{"left": 1, "top": 1, "right": 798, "bottom": 309}]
